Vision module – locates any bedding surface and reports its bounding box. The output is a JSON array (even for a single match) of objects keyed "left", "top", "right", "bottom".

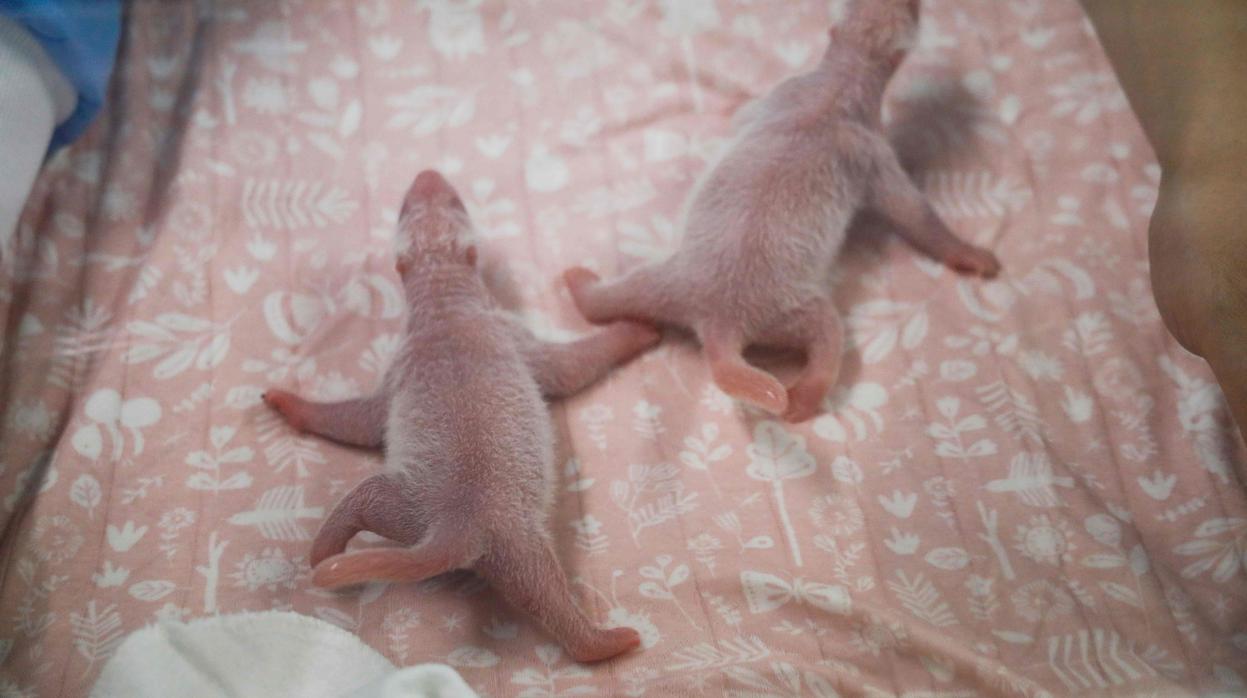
[{"left": 3, "top": 1, "right": 1246, "bottom": 696}]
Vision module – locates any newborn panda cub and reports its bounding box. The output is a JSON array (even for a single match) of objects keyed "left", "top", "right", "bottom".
[
  {"left": 564, "top": 0, "right": 1000, "bottom": 423},
  {"left": 263, "top": 170, "right": 657, "bottom": 663}
]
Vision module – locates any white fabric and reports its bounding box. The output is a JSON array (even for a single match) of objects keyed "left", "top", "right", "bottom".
[
  {"left": 90, "top": 610, "right": 479, "bottom": 698},
  {"left": 0, "top": 14, "right": 76, "bottom": 251}
]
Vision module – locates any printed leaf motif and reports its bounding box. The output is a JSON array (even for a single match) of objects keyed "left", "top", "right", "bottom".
[
  {"left": 1046, "top": 628, "right": 1158, "bottom": 691},
  {"left": 70, "top": 601, "right": 123, "bottom": 670},
  {"left": 6, "top": 4, "right": 1246, "bottom": 693},
  {"left": 341, "top": 274, "right": 404, "bottom": 320},
  {"left": 666, "top": 637, "right": 771, "bottom": 672},
  {"left": 314, "top": 607, "right": 357, "bottom": 630},
  {"left": 154, "top": 313, "right": 210, "bottom": 333},
  {"left": 925, "top": 547, "right": 970, "bottom": 571},
  {"left": 830, "top": 456, "right": 863, "bottom": 485},
  {"left": 746, "top": 422, "right": 815, "bottom": 481},
  {"left": 565, "top": 478, "right": 594, "bottom": 492},
  {"left": 261, "top": 432, "right": 327, "bottom": 477},
  {"left": 848, "top": 301, "right": 929, "bottom": 364},
  {"left": 994, "top": 630, "right": 1034, "bottom": 645},
  {"left": 70, "top": 474, "right": 102, "bottom": 516},
  {"left": 1129, "top": 545, "right": 1150, "bottom": 576},
  {"left": 985, "top": 452, "right": 1073, "bottom": 507},
  {"left": 1085, "top": 514, "right": 1122, "bottom": 548},
  {"left": 618, "top": 215, "right": 677, "bottom": 262},
  {"left": 242, "top": 179, "right": 359, "bottom": 229},
  {"left": 639, "top": 582, "right": 673, "bottom": 600},
  {"left": 1063, "top": 312, "right": 1113, "bottom": 357},
  {"left": 1081, "top": 554, "right": 1125, "bottom": 569},
  {"left": 227, "top": 486, "right": 324, "bottom": 540},
  {"left": 123, "top": 314, "right": 230, "bottom": 381},
  {"left": 888, "top": 571, "right": 957, "bottom": 627},
  {"left": 447, "top": 646, "right": 500, "bottom": 668},
  {"left": 813, "top": 382, "right": 887, "bottom": 443},
  {"left": 976, "top": 381, "right": 1043, "bottom": 444},
  {"left": 385, "top": 86, "right": 475, "bottom": 136},
  {"left": 128, "top": 580, "right": 176, "bottom": 601},
  {"left": 747, "top": 422, "right": 815, "bottom": 567},
  {"left": 679, "top": 422, "right": 732, "bottom": 473},
  {"left": 920, "top": 170, "right": 1031, "bottom": 219},
  {"left": 1099, "top": 581, "right": 1142, "bottom": 608},
  {"left": 1175, "top": 517, "right": 1247, "bottom": 581}
]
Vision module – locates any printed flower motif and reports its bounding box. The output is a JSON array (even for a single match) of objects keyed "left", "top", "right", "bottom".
[
  {"left": 578, "top": 404, "right": 613, "bottom": 425},
  {"left": 809, "top": 493, "right": 864, "bottom": 537},
  {"left": 426, "top": 0, "right": 484, "bottom": 60},
  {"left": 965, "top": 574, "right": 994, "bottom": 597},
  {"left": 230, "top": 547, "right": 302, "bottom": 591},
  {"left": 632, "top": 400, "right": 665, "bottom": 439},
  {"left": 620, "top": 667, "right": 660, "bottom": 698},
  {"left": 707, "top": 593, "right": 742, "bottom": 628},
  {"left": 228, "top": 131, "right": 278, "bottom": 166},
  {"left": 168, "top": 201, "right": 212, "bottom": 242},
  {"left": 923, "top": 477, "right": 955, "bottom": 507},
  {"left": 540, "top": 20, "right": 618, "bottom": 80},
  {"left": 606, "top": 607, "right": 660, "bottom": 649},
  {"left": 1018, "top": 350, "right": 1064, "bottom": 381},
  {"left": 29, "top": 515, "right": 84, "bottom": 564},
  {"left": 1010, "top": 580, "right": 1074, "bottom": 622},
  {"left": 312, "top": 370, "right": 359, "bottom": 401},
  {"left": 102, "top": 187, "right": 137, "bottom": 222},
  {"left": 242, "top": 77, "right": 290, "bottom": 114},
  {"left": 700, "top": 384, "right": 734, "bottom": 415},
  {"left": 1092, "top": 358, "right": 1144, "bottom": 401},
  {"left": 8, "top": 400, "right": 53, "bottom": 440},
  {"left": 244, "top": 347, "right": 316, "bottom": 383},
  {"left": 381, "top": 608, "right": 421, "bottom": 633},
  {"left": 851, "top": 618, "right": 908, "bottom": 657},
  {"left": 944, "top": 325, "right": 1017, "bottom": 357},
  {"left": 159, "top": 507, "right": 197, "bottom": 533},
  {"left": 1014, "top": 514, "right": 1075, "bottom": 566},
  {"left": 686, "top": 533, "right": 723, "bottom": 557}
]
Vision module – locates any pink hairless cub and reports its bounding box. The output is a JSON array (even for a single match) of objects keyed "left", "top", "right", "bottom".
[
  {"left": 262, "top": 170, "right": 657, "bottom": 663},
  {"left": 563, "top": 0, "right": 999, "bottom": 423}
]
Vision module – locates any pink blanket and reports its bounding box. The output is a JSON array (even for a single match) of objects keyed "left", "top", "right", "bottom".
[{"left": 3, "top": 1, "right": 1245, "bottom": 695}]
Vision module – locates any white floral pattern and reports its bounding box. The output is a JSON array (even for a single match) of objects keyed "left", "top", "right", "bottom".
[{"left": 1, "top": 0, "right": 1245, "bottom": 696}]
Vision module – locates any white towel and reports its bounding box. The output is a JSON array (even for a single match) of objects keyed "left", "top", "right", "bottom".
[{"left": 90, "top": 610, "right": 479, "bottom": 698}]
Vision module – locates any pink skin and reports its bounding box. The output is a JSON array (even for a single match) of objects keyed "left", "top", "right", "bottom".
[
  {"left": 263, "top": 170, "right": 656, "bottom": 663},
  {"left": 563, "top": 0, "right": 999, "bottom": 423}
]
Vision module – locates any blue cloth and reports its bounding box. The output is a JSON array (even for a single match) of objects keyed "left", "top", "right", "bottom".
[{"left": 0, "top": 0, "right": 121, "bottom": 151}]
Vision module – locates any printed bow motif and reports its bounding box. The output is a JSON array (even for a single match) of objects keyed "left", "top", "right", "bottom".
[{"left": 740, "top": 571, "right": 851, "bottom": 615}]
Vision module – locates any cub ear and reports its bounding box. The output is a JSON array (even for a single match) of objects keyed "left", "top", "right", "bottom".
[{"left": 465, "top": 245, "right": 478, "bottom": 267}]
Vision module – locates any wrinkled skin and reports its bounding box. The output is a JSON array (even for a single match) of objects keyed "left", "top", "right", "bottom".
[
  {"left": 263, "top": 170, "right": 657, "bottom": 663},
  {"left": 563, "top": 0, "right": 999, "bottom": 423}
]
